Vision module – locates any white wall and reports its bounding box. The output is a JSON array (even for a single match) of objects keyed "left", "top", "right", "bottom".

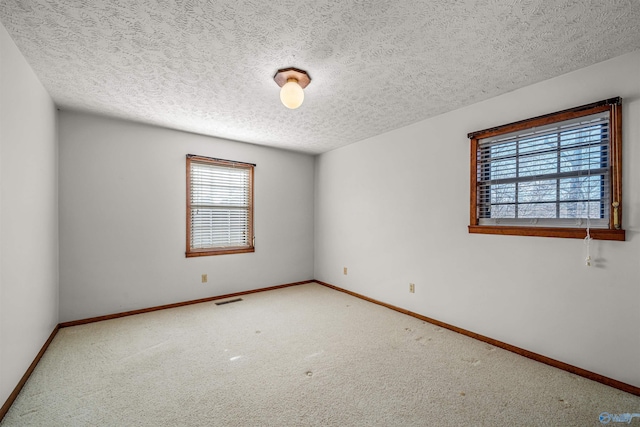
[
  {"left": 315, "top": 51, "right": 640, "bottom": 388},
  {"left": 58, "top": 112, "right": 314, "bottom": 322},
  {"left": 0, "top": 24, "right": 59, "bottom": 405}
]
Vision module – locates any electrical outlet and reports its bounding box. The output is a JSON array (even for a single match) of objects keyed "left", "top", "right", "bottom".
[
  {"left": 343, "top": 267, "right": 348, "bottom": 275},
  {"left": 409, "top": 283, "right": 415, "bottom": 293},
  {"left": 202, "top": 274, "right": 208, "bottom": 283}
]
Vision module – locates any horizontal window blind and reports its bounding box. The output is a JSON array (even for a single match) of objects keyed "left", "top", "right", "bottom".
[
  {"left": 477, "top": 111, "right": 610, "bottom": 228},
  {"left": 189, "top": 159, "right": 253, "bottom": 250}
]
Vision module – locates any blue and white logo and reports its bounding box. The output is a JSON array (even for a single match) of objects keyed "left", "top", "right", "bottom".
[{"left": 599, "top": 412, "right": 640, "bottom": 424}]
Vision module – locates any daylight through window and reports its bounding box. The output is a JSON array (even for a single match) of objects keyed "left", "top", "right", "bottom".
[
  {"left": 186, "top": 155, "right": 255, "bottom": 257},
  {"left": 468, "top": 98, "right": 624, "bottom": 240}
]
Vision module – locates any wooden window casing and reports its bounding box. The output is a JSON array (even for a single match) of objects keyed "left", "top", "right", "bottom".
[
  {"left": 186, "top": 155, "right": 255, "bottom": 257},
  {"left": 468, "top": 98, "right": 624, "bottom": 241}
]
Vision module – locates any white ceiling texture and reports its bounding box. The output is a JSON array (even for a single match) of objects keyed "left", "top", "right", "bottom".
[{"left": 1, "top": 1, "right": 640, "bottom": 154}]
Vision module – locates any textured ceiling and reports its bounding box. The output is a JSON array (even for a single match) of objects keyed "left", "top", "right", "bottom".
[{"left": 2, "top": 1, "right": 640, "bottom": 154}]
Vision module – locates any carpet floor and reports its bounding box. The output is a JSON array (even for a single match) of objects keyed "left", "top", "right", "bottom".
[{"left": 1, "top": 282, "right": 638, "bottom": 426}]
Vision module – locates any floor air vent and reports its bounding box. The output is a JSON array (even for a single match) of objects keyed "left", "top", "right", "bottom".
[{"left": 215, "top": 298, "right": 243, "bottom": 306}]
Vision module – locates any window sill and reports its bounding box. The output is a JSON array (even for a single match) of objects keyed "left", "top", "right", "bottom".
[
  {"left": 468, "top": 225, "right": 625, "bottom": 241},
  {"left": 186, "top": 247, "right": 255, "bottom": 257}
]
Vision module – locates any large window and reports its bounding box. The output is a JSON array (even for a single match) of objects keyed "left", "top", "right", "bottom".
[
  {"left": 468, "top": 98, "right": 624, "bottom": 240},
  {"left": 186, "top": 155, "right": 255, "bottom": 257}
]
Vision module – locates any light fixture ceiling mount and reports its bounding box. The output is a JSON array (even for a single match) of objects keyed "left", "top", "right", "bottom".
[{"left": 274, "top": 67, "right": 311, "bottom": 109}]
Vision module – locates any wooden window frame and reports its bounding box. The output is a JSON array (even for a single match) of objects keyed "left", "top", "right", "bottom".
[
  {"left": 186, "top": 155, "right": 255, "bottom": 257},
  {"left": 468, "top": 98, "right": 625, "bottom": 241}
]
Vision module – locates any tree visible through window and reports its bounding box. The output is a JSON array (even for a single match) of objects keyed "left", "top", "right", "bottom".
[
  {"left": 186, "top": 155, "right": 255, "bottom": 257},
  {"left": 468, "top": 98, "right": 624, "bottom": 240}
]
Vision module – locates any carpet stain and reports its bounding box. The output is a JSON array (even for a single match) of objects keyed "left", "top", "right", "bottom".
[
  {"left": 460, "top": 391, "right": 466, "bottom": 396},
  {"left": 255, "top": 330, "right": 261, "bottom": 334},
  {"left": 462, "top": 357, "right": 481, "bottom": 366}
]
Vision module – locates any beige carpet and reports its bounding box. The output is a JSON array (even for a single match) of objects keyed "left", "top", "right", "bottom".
[{"left": 2, "top": 283, "right": 638, "bottom": 426}]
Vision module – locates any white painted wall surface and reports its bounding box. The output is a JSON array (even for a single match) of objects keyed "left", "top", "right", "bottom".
[
  {"left": 0, "top": 24, "right": 59, "bottom": 405},
  {"left": 58, "top": 112, "right": 314, "bottom": 322},
  {"left": 314, "top": 51, "right": 640, "bottom": 387}
]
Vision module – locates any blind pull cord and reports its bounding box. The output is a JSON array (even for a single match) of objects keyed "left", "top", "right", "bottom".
[
  {"left": 612, "top": 105, "right": 621, "bottom": 230},
  {"left": 584, "top": 229, "right": 592, "bottom": 267},
  {"left": 584, "top": 139, "right": 592, "bottom": 267},
  {"left": 612, "top": 201, "right": 620, "bottom": 230}
]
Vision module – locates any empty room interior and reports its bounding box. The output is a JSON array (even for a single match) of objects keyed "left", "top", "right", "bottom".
[{"left": 1, "top": 1, "right": 640, "bottom": 425}]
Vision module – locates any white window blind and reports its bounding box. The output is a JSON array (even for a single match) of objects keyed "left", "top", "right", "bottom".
[
  {"left": 477, "top": 111, "right": 610, "bottom": 228},
  {"left": 188, "top": 157, "right": 253, "bottom": 252}
]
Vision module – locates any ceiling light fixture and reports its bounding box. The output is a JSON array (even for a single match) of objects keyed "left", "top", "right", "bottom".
[{"left": 273, "top": 67, "right": 311, "bottom": 109}]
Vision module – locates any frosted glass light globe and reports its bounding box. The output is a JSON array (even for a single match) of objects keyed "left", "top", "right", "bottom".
[{"left": 280, "top": 79, "right": 304, "bottom": 109}]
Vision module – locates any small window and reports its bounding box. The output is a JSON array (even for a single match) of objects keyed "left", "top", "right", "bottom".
[
  {"left": 468, "top": 98, "right": 624, "bottom": 240},
  {"left": 186, "top": 155, "right": 255, "bottom": 257}
]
